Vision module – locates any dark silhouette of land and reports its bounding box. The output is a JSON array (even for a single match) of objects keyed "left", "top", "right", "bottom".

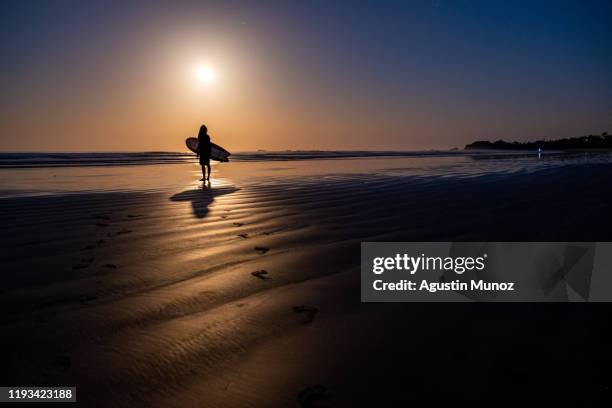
[{"left": 465, "top": 132, "right": 611, "bottom": 150}]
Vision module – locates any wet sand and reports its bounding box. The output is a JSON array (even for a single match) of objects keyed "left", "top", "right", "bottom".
[{"left": 1, "top": 159, "right": 612, "bottom": 406}]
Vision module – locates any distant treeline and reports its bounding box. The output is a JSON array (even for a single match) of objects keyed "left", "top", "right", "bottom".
[{"left": 465, "top": 132, "right": 612, "bottom": 150}]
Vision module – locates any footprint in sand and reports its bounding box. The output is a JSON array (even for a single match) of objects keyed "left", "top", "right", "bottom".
[
  {"left": 39, "top": 297, "right": 73, "bottom": 308},
  {"left": 73, "top": 257, "right": 95, "bottom": 270},
  {"left": 297, "top": 384, "right": 332, "bottom": 407},
  {"left": 82, "top": 239, "right": 107, "bottom": 251},
  {"left": 263, "top": 229, "right": 283, "bottom": 236},
  {"left": 251, "top": 270, "right": 270, "bottom": 280},
  {"left": 293, "top": 305, "right": 319, "bottom": 324},
  {"left": 53, "top": 355, "right": 72, "bottom": 369},
  {"left": 79, "top": 295, "right": 97, "bottom": 304},
  {"left": 107, "top": 228, "right": 132, "bottom": 237},
  {"left": 254, "top": 246, "right": 269, "bottom": 254},
  {"left": 238, "top": 233, "right": 249, "bottom": 239},
  {"left": 233, "top": 222, "right": 244, "bottom": 227}
]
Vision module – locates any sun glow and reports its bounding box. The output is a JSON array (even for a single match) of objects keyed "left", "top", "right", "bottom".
[{"left": 194, "top": 65, "right": 215, "bottom": 83}]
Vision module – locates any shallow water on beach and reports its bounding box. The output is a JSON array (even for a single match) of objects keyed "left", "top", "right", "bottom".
[
  {"left": 1, "top": 150, "right": 612, "bottom": 198},
  {"left": 2, "top": 151, "right": 612, "bottom": 406}
]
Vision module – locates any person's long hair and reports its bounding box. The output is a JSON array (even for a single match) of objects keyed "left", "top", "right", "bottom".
[{"left": 198, "top": 125, "right": 208, "bottom": 138}]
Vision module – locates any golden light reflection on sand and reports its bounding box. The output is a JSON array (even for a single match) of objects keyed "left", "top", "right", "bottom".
[{"left": 3, "top": 155, "right": 612, "bottom": 405}]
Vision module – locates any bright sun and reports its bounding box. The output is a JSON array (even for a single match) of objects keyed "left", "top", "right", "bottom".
[{"left": 194, "top": 65, "right": 215, "bottom": 83}]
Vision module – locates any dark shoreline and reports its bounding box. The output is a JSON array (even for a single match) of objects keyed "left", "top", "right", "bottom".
[{"left": 2, "top": 162, "right": 612, "bottom": 405}]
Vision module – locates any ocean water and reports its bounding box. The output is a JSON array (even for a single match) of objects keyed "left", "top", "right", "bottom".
[
  {"left": 0, "top": 152, "right": 195, "bottom": 168},
  {"left": 2, "top": 149, "right": 612, "bottom": 168},
  {"left": 1, "top": 150, "right": 612, "bottom": 198}
]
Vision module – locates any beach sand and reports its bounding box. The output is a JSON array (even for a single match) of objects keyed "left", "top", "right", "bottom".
[{"left": 1, "top": 158, "right": 612, "bottom": 406}]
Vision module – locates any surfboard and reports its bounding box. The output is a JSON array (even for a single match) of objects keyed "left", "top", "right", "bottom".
[{"left": 185, "top": 137, "right": 231, "bottom": 162}]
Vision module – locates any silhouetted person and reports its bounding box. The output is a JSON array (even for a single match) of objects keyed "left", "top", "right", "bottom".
[{"left": 197, "top": 125, "right": 212, "bottom": 181}]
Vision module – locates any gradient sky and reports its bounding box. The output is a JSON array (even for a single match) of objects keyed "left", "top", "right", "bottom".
[{"left": 1, "top": 0, "right": 611, "bottom": 152}]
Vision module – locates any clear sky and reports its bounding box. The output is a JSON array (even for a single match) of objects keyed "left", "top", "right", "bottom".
[{"left": 1, "top": 0, "right": 611, "bottom": 152}]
